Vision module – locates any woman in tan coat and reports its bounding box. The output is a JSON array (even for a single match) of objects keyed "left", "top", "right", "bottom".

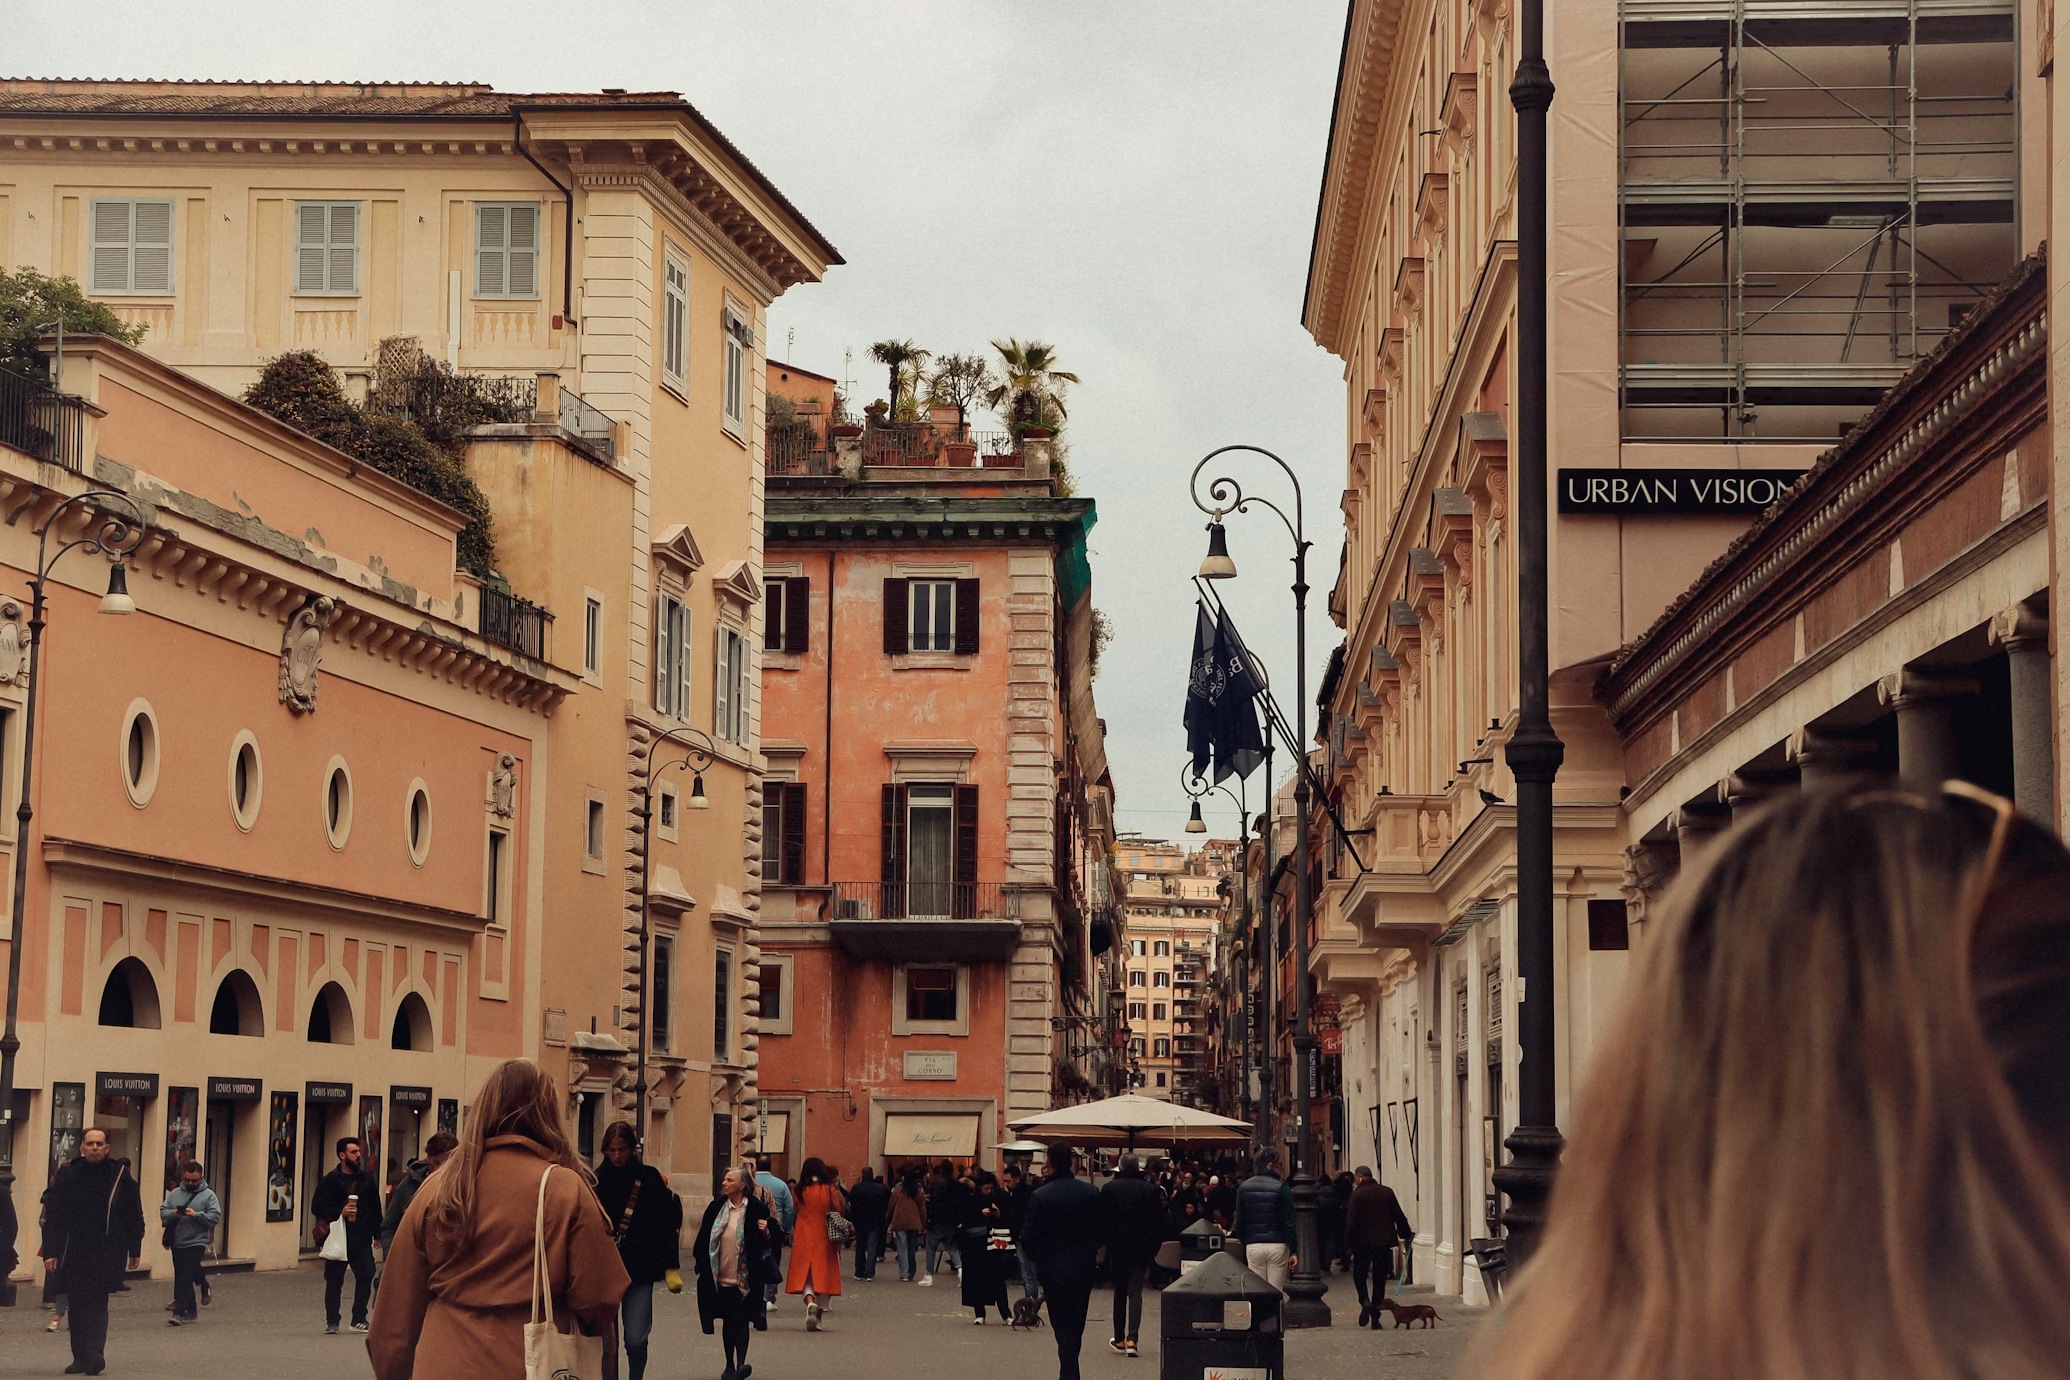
[{"left": 368, "top": 1060, "right": 629, "bottom": 1379}]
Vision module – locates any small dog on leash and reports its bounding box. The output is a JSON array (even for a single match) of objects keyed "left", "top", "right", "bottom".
[
  {"left": 1377, "top": 1297, "right": 1441, "bottom": 1329},
  {"left": 1009, "top": 1295, "right": 1046, "bottom": 1330}
]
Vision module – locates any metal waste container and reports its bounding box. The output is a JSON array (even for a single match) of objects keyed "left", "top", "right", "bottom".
[
  {"left": 1159, "top": 1250, "right": 1284, "bottom": 1380},
  {"left": 1178, "top": 1218, "right": 1226, "bottom": 1276}
]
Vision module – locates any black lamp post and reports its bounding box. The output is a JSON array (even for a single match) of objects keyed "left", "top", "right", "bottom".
[
  {"left": 1490, "top": 0, "right": 1566, "bottom": 1267},
  {"left": 633, "top": 724, "right": 713, "bottom": 1148},
  {"left": 1190, "top": 446, "right": 1329, "bottom": 1328},
  {"left": 1182, "top": 764, "right": 1247, "bottom": 1123},
  {"left": 0, "top": 489, "right": 146, "bottom": 1307}
]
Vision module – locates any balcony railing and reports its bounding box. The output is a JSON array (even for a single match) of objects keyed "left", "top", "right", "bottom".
[
  {"left": 0, "top": 371, "right": 86, "bottom": 472},
  {"left": 766, "top": 425, "right": 835, "bottom": 475},
  {"left": 479, "top": 585, "right": 551, "bottom": 659},
  {"left": 558, "top": 387, "right": 616, "bottom": 458},
  {"left": 830, "top": 881, "right": 1020, "bottom": 922},
  {"left": 860, "top": 421, "right": 941, "bottom": 466}
]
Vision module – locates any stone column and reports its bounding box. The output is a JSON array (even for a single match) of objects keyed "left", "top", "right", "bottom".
[
  {"left": 1876, "top": 671, "right": 1981, "bottom": 786},
  {"left": 1786, "top": 728, "right": 1882, "bottom": 788},
  {"left": 1989, "top": 604, "right": 2053, "bottom": 820}
]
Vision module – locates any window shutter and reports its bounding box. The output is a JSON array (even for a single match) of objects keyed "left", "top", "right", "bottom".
[
  {"left": 507, "top": 204, "right": 539, "bottom": 297},
  {"left": 476, "top": 204, "right": 506, "bottom": 297},
  {"left": 296, "top": 203, "right": 329, "bottom": 293},
  {"left": 673, "top": 602, "right": 691, "bottom": 716},
  {"left": 329, "top": 202, "right": 358, "bottom": 293},
  {"left": 882, "top": 578, "right": 910, "bottom": 654},
  {"left": 781, "top": 782, "right": 807, "bottom": 885},
  {"left": 130, "top": 201, "right": 172, "bottom": 294},
  {"left": 763, "top": 586, "right": 784, "bottom": 652},
  {"left": 954, "top": 784, "right": 979, "bottom": 919},
  {"left": 954, "top": 578, "right": 980, "bottom": 654},
  {"left": 715, "top": 624, "right": 731, "bottom": 737},
  {"left": 880, "top": 783, "right": 908, "bottom": 919},
  {"left": 92, "top": 200, "right": 133, "bottom": 293},
  {"left": 654, "top": 597, "right": 671, "bottom": 712},
  {"left": 785, "top": 576, "right": 810, "bottom": 654}
]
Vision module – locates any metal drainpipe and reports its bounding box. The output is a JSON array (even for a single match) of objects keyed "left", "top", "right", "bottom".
[
  {"left": 511, "top": 111, "right": 578, "bottom": 327},
  {"left": 823, "top": 550, "right": 835, "bottom": 887}
]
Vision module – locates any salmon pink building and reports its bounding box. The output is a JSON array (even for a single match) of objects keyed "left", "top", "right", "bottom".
[{"left": 752, "top": 396, "right": 1114, "bottom": 1177}]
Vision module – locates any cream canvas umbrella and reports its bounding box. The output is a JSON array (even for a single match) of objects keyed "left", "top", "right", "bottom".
[{"left": 1008, "top": 1095, "right": 1251, "bottom": 1150}]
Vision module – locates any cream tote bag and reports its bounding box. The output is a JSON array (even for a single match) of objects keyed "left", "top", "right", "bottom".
[{"left": 525, "top": 1166, "right": 604, "bottom": 1380}]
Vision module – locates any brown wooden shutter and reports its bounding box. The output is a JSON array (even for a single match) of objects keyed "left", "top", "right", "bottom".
[
  {"left": 762, "top": 590, "right": 783, "bottom": 652},
  {"left": 953, "top": 578, "right": 980, "bottom": 655},
  {"left": 883, "top": 578, "right": 910, "bottom": 654},
  {"left": 781, "top": 781, "right": 807, "bottom": 884},
  {"left": 953, "top": 783, "right": 979, "bottom": 919},
  {"left": 880, "top": 783, "right": 908, "bottom": 918},
  {"left": 784, "top": 576, "right": 811, "bottom": 654}
]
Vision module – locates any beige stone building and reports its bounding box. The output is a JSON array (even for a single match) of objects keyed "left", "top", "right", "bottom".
[
  {"left": 0, "top": 79, "right": 839, "bottom": 1201},
  {"left": 1301, "top": 0, "right": 2033, "bottom": 1301},
  {"left": 1112, "top": 839, "right": 1222, "bottom": 1103}
]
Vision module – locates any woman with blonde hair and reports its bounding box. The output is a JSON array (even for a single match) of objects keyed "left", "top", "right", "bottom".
[
  {"left": 1477, "top": 783, "right": 2070, "bottom": 1380},
  {"left": 368, "top": 1059, "right": 629, "bottom": 1379}
]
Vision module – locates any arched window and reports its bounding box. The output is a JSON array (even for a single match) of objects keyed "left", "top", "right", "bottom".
[
  {"left": 208, "top": 969, "right": 263, "bottom": 1036},
  {"left": 307, "top": 981, "right": 354, "bottom": 1044},
  {"left": 391, "top": 992, "right": 432, "bottom": 1052},
  {"left": 97, "top": 958, "right": 162, "bottom": 1030}
]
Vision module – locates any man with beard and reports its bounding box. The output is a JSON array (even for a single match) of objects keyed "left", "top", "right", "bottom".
[{"left": 40, "top": 1128, "right": 144, "bottom": 1375}]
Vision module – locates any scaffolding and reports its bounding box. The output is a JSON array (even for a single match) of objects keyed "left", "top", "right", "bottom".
[{"left": 1620, "top": 0, "right": 2017, "bottom": 441}]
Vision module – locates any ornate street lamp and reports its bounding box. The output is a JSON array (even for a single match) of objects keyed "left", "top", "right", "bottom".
[
  {"left": 633, "top": 724, "right": 714, "bottom": 1147},
  {"left": 1490, "top": 0, "right": 1567, "bottom": 1267},
  {"left": 0, "top": 489, "right": 147, "bottom": 1306},
  {"left": 1188, "top": 445, "right": 1329, "bottom": 1328},
  {"left": 1181, "top": 765, "right": 1250, "bottom": 1127}
]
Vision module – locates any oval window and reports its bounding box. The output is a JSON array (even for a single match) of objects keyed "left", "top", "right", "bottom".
[
  {"left": 121, "top": 701, "right": 160, "bottom": 807},
  {"left": 406, "top": 783, "right": 431, "bottom": 866},
  {"left": 323, "top": 759, "right": 353, "bottom": 849},
  {"left": 229, "top": 734, "right": 263, "bottom": 831}
]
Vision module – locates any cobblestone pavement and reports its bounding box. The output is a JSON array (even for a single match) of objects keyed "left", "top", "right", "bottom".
[{"left": 0, "top": 1263, "right": 1484, "bottom": 1379}]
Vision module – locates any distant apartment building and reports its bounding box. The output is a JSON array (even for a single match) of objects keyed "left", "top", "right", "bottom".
[
  {"left": 751, "top": 385, "right": 1110, "bottom": 1176},
  {"left": 1113, "top": 838, "right": 1223, "bottom": 1102},
  {"left": 0, "top": 78, "right": 839, "bottom": 1205}
]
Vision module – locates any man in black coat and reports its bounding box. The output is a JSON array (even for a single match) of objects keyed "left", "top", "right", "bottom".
[
  {"left": 1344, "top": 1165, "right": 1416, "bottom": 1327},
  {"left": 845, "top": 1166, "right": 891, "bottom": 1280},
  {"left": 1097, "top": 1153, "right": 1166, "bottom": 1356},
  {"left": 1019, "top": 1145, "right": 1104, "bottom": 1380},
  {"left": 309, "top": 1135, "right": 380, "bottom": 1334},
  {"left": 40, "top": 1127, "right": 144, "bottom": 1376}
]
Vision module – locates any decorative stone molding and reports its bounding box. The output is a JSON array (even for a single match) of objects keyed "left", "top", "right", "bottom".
[
  {"left": 1378, "top": 327, "right": 1405, "bottom": 385},
  {"left": 489, "top": 753, "right": 518, "bottom": 818},
  {"left": 1442, "top": 70, "right": 1480, "bottom": 155},
  {"left": 279, "top": 594, "right": 340, "bottom": 713},
  {"left": 1434, "top": 489, "right": 1477, "bottom": 594},
  {"left": 0, "top": 599, "right": 27, "bottom": 686},
  {"left": 1393, "top": 255, "right": 1428, "bottom": 322},
  {"left": 1620, "top": 838, "right": 1677, "bottom": 925},
  {"left": 1362, "top": 388, "right": 1388, "bottom": 443},
  {"left": 1349, "top": 441, "right": 1372, "bottom": 490},
  {"left": 1416, "top": 172, "right": 1450, "bottom": 249},
  {"left": 1988, "top": 601, "right": 2048, "bottom": 652}
]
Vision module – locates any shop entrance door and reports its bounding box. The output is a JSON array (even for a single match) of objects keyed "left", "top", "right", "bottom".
[{"left": 204, "top": 1101, "right": 236, "bottom": 1257}]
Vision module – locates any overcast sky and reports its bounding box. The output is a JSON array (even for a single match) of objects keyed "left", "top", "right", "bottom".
[{"left": 13, "top": 1, "right": 1348, "bottom": 843}]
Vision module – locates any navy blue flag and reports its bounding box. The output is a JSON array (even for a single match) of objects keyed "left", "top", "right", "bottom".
[{"left": 1183, "top": 602, "right": 1267, "bottom": 782}]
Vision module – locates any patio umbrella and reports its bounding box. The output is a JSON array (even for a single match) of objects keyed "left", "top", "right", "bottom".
[
  {"left": 1007, "top": 1095, "right": 1251, "bottom": 1150},
  {"left": 992, "top": 1140, "right": 1052, "bottom": 1154}
]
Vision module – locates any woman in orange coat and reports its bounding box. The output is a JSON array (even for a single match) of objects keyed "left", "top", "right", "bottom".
[{"left": 784, "top": 1157, "right": 848, "bottom": 1330}]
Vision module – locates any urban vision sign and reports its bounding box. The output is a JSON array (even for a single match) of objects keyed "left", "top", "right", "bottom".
[{"left": 1558, "top": 468, "right": 1804, "bottom": 516}]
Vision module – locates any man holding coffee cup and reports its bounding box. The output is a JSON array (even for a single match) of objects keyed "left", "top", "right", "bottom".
[{"left": 311, "top": 1137, "right": 380, "bottom": 1334}]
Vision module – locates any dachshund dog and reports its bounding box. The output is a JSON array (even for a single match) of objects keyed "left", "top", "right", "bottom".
[
  {"left": 1376, "top": 1297, "right": 1441, "bottom": 1329},
  {"left": 1009, "top": 1295, "right": 1046, "bottom": 1331}
]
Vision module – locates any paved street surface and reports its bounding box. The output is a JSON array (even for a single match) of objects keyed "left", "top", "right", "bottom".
[{"left": 0, "top": 1264, "right": 1484, "bottom": 1379}]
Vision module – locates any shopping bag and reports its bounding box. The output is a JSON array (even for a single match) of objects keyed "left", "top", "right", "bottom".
[{"left": 525, "top": 1167, "right": 604, "bottom": 1380}]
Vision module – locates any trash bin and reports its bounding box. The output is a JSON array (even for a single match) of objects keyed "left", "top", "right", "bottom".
[
  {"left": 1178, "top": 1218, "right": 1226, "bottom": 1275},
  {"left": 1159, "top": 1249, "right": 1284, "bottom": 1380}
]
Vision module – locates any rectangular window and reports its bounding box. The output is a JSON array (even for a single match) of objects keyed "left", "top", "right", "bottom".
[
  {"left": 476, "top": 203, "right": 540, "bottom": 299},
  {"left": 659, "top": 784, "right": 678, "bottom": 831},
  {"left": 91, "top": 199, "right": 174, "bottom": 295},
  {"left": 716, "top": 625, "right": 750, "bottom": 744},
  {"left": 1154, "top": 1037, "right": 1171, "bottom": 1058},
  {"left": 1128, "top": 970, "right": 1145, "bottom": 988},
  {"left": 764, "top": 576, "right": 810, "bottom": 654},
  {"left": 294, "top": 201, "right": 359, "bottom": 295},
  {"left": 1129, "top": 1038, "right": 1145, "bottom": 1057},
  {"left": 583, "top": 597, "right": 602, "bottom": 677},
  {"left": 663, "top": 255, "right": 688, "bottom": 386},
  {"left": 654, "top": 593, "right": 690, "bottom": 717},
  {"left": 1130, "top": 939, "right": 1146, "bottom": 957},
  {"left": 713, "top": 947, "right": 732, "bottom": 1060},
  {"left": 762, "top": 782, "right": 806, "bottom": 884},
  {"left": 722, "top": 308, "right": 749, "bottom": 429},
  {"left": 1127, "top": 1001, "right": 1145, "bottom": 1021},
  {"left": 1153, "top": 971, "right": 1171, "bottom": 989},
  {"left": 905, "top": 965, "right": 958, "bottom": 1023},
  {"left": 761, "top": 799, "right": 782, "bottom": 879},
  {"left": 1588, "top": 898, "right": 1631, "bottom": 950},
  {"left": 1154, "top": 940, "right": 1170, "bottom": 956},
  {"left": 486, "top": 828, "right": 509, "bottom": 926},
  {"left": 652, "top": 935, "right": 674, "bottom": 1055},
  {"left": 909, "top": 580, "right": 956, "bottom": 653},
  {"left": 1153, "top": 1002, "right": 1167, "bottom": 1022},
  {"left": 585, "top": 800, "right": 605, "bottom": 862},
  {"left": 1155, "top": 1072, "right": 1167, "bottom": 1089},
  {"left": 758, "top": 960, "right": 785, "bottom": 1023}
]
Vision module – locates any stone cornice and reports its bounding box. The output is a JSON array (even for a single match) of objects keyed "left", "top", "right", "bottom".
[
  {"left": 1304, "top": 0, "right": 1415, "bottom": 355},
  {"left": 765, "top": 495, "right": 1095, "bottom": 547}
]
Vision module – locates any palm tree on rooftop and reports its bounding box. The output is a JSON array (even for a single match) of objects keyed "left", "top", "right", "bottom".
[
  {"left": 868, "top": 339, "right": 929, "bottom": 422},
  {"left": 986, "top": 339, "right": 1080, "bottom": 432}
]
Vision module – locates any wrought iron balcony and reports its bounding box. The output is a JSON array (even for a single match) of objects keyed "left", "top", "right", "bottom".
[
  {"left": 0, "top": 371, "right": 86, "bottom": 471},
  {"left": 479, "top": 585, "right": 551, "bottom": 659},
  {"left": 826, "top": 880, "right": 1023, "bottom": 962},
  {"left": 766, "top": 424, "right": 834, "bottom": 475},
  {"left": 558, "top": 386, "right": 616, "bottom": 457}
]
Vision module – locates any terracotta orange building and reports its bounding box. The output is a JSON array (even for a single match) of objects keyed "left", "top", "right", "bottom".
[{"left": 752, "top": 386, "right": 1113, "bottom": 1176}]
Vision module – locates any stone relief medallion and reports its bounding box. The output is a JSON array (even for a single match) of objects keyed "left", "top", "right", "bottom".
[{"left": 279, "top": 595, "right": 340, "bottom": 714}]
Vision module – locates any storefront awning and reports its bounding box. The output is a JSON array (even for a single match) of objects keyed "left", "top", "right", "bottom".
[
  {"left": 756, "top": 1112, "right": 789, "bottom": 1155},
  {"left": 882, "top": 1113, "right": 979, "bottom": 1159}
]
